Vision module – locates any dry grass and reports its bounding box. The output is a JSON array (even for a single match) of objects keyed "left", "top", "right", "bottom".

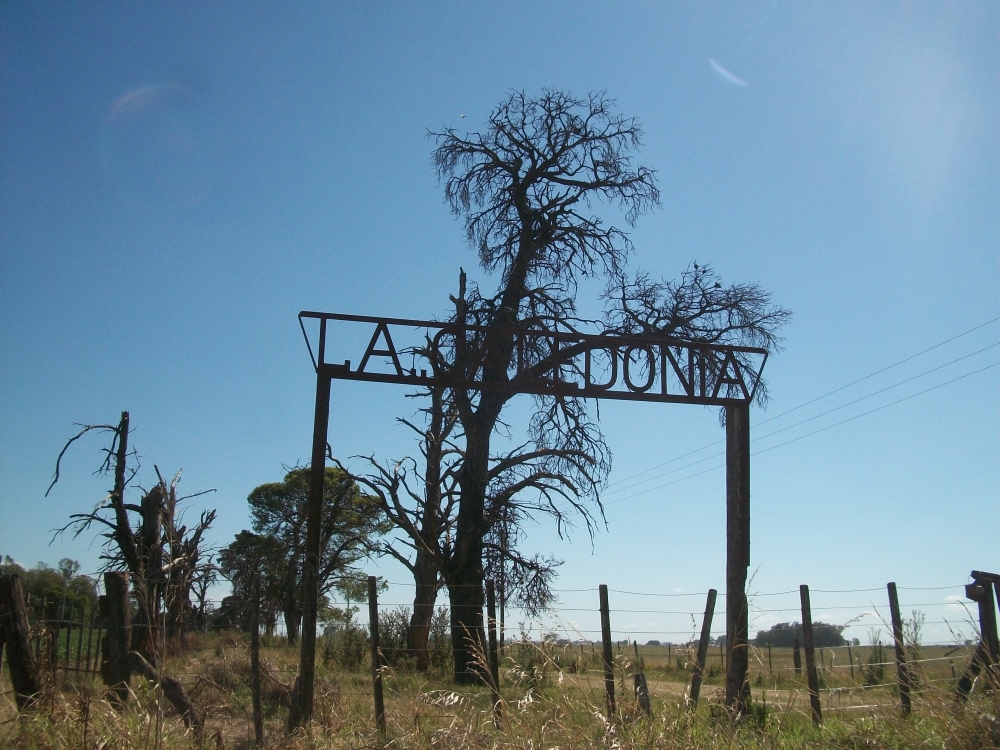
[{"left": 2, "top": 633, "right": 998, "bottom": 749}]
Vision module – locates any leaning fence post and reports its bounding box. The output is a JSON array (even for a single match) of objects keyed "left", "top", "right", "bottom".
[
  {"left": 368, "top": 575, "right": 386, "bottom": 736},
  {"left": 887, "top": 582, "right": 912, "bottom": 715},
  {"left": 0, "top": 573, "right": 42, "bottom": 709},
  {"left": 689, "top": 588, "right": 717, "bottom": 708},
  {"left": 485, "top": 579, "right": 502, "bottom": 729},
  {"left": 599, "top": 584, "right": 616, "bottom": 718},
  {"left": 799, "top": 585, "right": 822, "bottom": 725},
  {"left": 102, "top": 572, "right": 131, "bottom": 707}
]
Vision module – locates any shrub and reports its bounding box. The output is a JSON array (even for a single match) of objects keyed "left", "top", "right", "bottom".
[{"left": 864, "top": 628, "right": 886, "bottom": 686}]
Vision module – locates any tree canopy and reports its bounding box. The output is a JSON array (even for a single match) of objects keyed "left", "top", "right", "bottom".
[
  {"left": 754, "top": 621, "right": 847, "bottom": 648},
  {"left": 220, "top": 466, "right": 386, "bottom": 642}
]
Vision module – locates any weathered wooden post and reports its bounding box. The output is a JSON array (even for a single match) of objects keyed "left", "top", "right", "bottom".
[
  {"left": 128, "top": 651, "right": 202, "bottom": 734},
  {"left": 799, "top": 585, "right": 822, "bottom": 725},
  {"left": 793, "top": 638, "right": 801, "bottom": 675},
  {"left": 84, "top": 609, "right": 96, "bottom": 675},
  {"left": 485, "top": 579, "right": 502, "bottom": 729},
  {"left": 293, "top": 364, "right": 332, "bottom": 728},
  {"left": 725, "top": 403, "right": 751, "bottom": 713},
  {"left": 0, "top": 573, "right": 42, "bottom": 709},
  {"left": 631, "top": 640, "right": 651, "bottom": 716},
  {"left": 599, "top": 584, "right": 616, "bottom": 718},
  {"left": 102, "top": 572, "right": 131, "bottom": 707},
  {"left": 689, "top": 588, "right": 717, "bottom": 708},
  {"left": 75, "top": 608, "right": 85, "bottom": 672},
  {"left": 886, "top": 582, "right": 912, "bottom": 715},
  {"left": 368, "top": 575, "right": 386, "bottom": 736},
  {"left": 971, "top": 571, "right": 1000, "bottom": 667},
  {"left": 767, "top": 643, "right": 772, "bottom": 677},
  {"left": 958, "top": 571, "right": 1000, "bottom": 698},
  {"left": 251, "top": 576, "right": 264, "bottom": 745}
]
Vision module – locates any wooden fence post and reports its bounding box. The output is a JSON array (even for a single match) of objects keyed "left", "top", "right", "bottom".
[
  {"left": 251, "top": 576, "right": 264, "bottom": 746},
  {"left": 847, "top": 643, "right": 855, "bottom": 681},
  {"left": 62, "top": 609, "right": 72, "bottom": 681},
  {"left": 102, "top": 572, "right": 131, "bottom": 707},
  {"left": 75, "top": 608, "right": 85, "bottom": 673},
  {"left": 799, "top": 585, "right": 822, "bottom": 725},
  {"left": 631, "top": 640, "right": 651, "bottom": 716},
  {"left": 958, "top": 572, "right": 1000, "bottom": 698},
  {"left": 84, "top": 609, "right": 97, "bottom": 676},
  {"left": 599, "top": 584, "right": 616, "bottom": 718},
  {"left": 793, "top": 638, "right": 801, "bottom": 675},
  {"left": 971, "top": 571, "right": 1000, "bottom": 668},
  {"left": 0, "top": 573, "right": 42, "bottom": 709},
  {"left": 485, "top": 579, "right": 502, "bottom": 729},
  {"left": 886, "top": 582, "right": 912, "bottom": 715},
  {"left": 689, "top": 588, "right": 717, "bottom": 708},
  {"left": 368, "top": 576, "right": 386, "bottom": 736}
]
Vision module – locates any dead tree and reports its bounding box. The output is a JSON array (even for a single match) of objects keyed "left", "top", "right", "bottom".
[
  {"left": 47, "top": 412, "right": 217, "bottom": 663},
  {"left": 431, "top": 90, "right": 788, "bottom": 681}
]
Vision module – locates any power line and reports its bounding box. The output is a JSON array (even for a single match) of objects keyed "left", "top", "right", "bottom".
[
  {"left": 755, "top": 315, "right": 1000, "bottom": 428},
  {"left": 751, "top": 361, "right": 1000, "bottom": 457},
  {"left": 602, "top": 315, "right": 1000, "bottom": 492},
  {"left": 607, "top": 360, "right": 999, "bottom": 504},
  {"left": 749, "top": 342, "right": 998, "bottom": 445},
  {"left": 604, "top": 341, "right": 998, "bottom": 498}
]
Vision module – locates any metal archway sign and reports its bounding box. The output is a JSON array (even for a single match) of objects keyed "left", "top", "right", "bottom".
[{"left": 292, "top": 311, "right": 765, "bottom": 722}]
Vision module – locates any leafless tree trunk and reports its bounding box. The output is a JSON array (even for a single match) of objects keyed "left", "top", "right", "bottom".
[{"left": 0, "top": 574, "right": 42, "bottom": 710}]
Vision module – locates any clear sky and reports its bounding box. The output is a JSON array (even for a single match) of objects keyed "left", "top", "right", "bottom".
[{"left": 1, "top": 2, "right": 997, "bottom": 646}]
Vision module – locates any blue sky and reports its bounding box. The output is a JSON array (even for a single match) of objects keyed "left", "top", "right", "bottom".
[{"left": 1, "top": 2, "right": 997, "bottom": 645}]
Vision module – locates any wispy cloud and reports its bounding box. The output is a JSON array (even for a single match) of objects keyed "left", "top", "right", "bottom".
[{"left": 708, "top": 58, "right": 749, "bottom": 88}]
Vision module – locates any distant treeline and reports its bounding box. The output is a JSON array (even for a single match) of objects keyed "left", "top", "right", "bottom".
[{"left": 754, "top": 621, "right": 847, "bottom": 648}]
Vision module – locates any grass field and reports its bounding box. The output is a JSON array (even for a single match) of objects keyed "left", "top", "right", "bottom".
[{"left": 2, "top": 633, "right": 998, "bottom": 749}]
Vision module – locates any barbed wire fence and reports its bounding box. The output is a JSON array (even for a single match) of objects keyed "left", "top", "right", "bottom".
[{"left": 3, "top": 570, "right": 995, "bottom": 728}]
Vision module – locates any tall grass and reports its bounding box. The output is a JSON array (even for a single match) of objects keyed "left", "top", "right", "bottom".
[{"left": 2, "top": 632, "right": 997, "bottom": 749}]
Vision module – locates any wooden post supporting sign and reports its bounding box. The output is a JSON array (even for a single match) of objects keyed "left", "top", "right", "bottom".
[
  {"left": 725, "top": 403, "right": 751, "bottom": 713},
  {"left": 293, "top": 369, "right": 332, "bottom": 728}
]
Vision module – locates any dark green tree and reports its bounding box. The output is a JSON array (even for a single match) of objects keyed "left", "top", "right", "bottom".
[
  {"left": 229, "top": 467, "right": 387, "bottom": 643},
  {"left": 754, "top": 621, "right": 846, "bottom": 648},
  {"left": 0, "top": 557, "right": 97, "bottom": 619},
  {"left": 218, "top": 531, "right": 285, "bottom": 633}
]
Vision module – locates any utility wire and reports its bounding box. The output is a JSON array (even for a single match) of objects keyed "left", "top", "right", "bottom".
[
  {"left": 603, "top": 315, "right": 1000, "bottom": 492},
  {"left": 606, "top": 341, "right": 998, "bottom": 497},
  {"left": 608, "top": 360, "right": 1000, "bottom": 504}
]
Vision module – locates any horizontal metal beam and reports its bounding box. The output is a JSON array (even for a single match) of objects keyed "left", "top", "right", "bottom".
[{"left": 299, "top": 311, "right": 768, "bottom": 406}]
